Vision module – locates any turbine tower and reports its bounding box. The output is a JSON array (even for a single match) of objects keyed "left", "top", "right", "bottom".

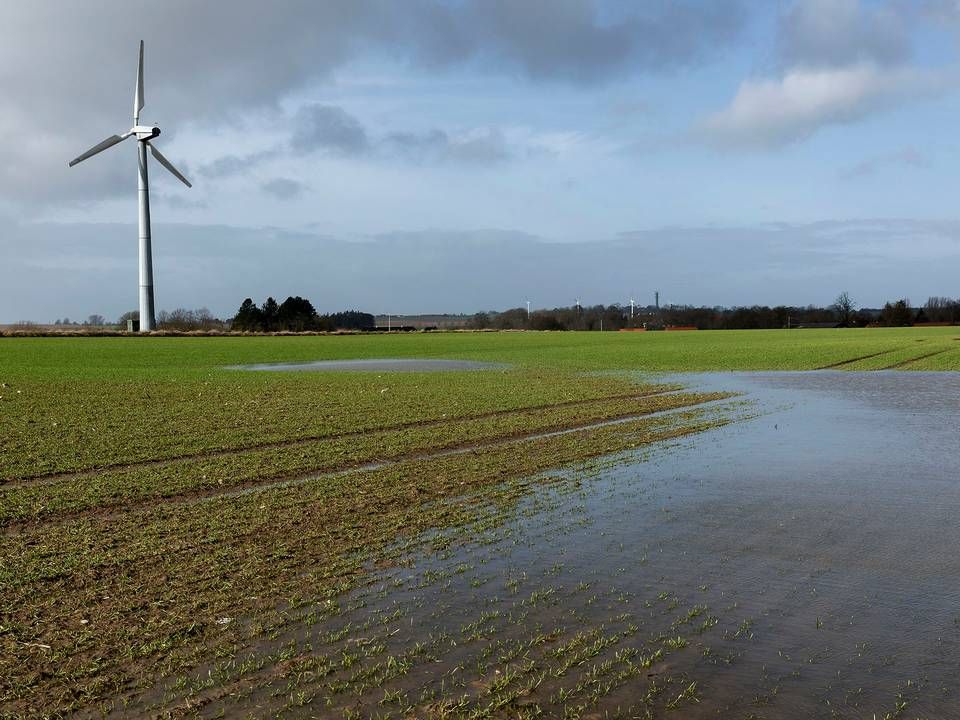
[{"left": 68, "top": 41, "right": 192, "bottom": 332}]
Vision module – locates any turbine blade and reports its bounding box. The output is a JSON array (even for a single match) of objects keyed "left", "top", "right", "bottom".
[
  {"left": 134, "top": 40, "right": 144, "bottom": 122},
  {"left": 68, "top": 134, "right": 128, "bottom": 167},
  {"left": 148, "top": 143, "right": 192, "bottom": 187}
]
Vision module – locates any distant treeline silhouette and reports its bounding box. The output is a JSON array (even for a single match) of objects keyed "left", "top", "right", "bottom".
[
  {"left": 471, "top": 295, "right": 960, "bottom": 331},
  {"left": 232, "top": 297, "right": 374, "bottom": 332},
  {"left": 38, "top": 293, "right": 955, "bottom": 334}
]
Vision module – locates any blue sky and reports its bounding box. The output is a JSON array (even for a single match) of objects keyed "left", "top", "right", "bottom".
[{"left": 2, "top": 1, "right": 959, "bottom": 321}]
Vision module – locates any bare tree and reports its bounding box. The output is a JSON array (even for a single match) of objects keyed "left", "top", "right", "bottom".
[
  {"left": 832, "top": 291, "right": 856, "bottom": 326},
  {"left": 925, "top": 296, "right": 960, "bottom": 324}
]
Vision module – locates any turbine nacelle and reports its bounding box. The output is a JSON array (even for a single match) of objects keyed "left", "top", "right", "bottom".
[{"left": 130, "top": 125, "right": 160, "bottom": 141}]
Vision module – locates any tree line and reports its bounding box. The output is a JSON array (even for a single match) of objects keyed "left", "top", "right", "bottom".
[
  {"left": 42, "top": 292, "right": 958, "bottom": 333},
  {"left": 231, "top": 296, "right": 374, "bottom": 332},
  {"left": 469, "top": 294, "right": 960, "bottom": 331}
]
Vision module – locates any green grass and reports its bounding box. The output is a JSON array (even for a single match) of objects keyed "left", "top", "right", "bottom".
[
  {"left": 2, "top": 326, "right": 959, "bottom": 378},
  {"left": 2, "top": 328, "right": 956, "bottom": 479}
]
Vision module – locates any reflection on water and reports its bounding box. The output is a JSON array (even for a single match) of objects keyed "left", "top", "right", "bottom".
[{"left": 165, "top": 371, "right": 960, "bottom": 718}]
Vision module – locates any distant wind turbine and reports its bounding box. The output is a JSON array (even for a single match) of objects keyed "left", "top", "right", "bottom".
[{"left": 68, "top": 41, "right": 192, "bottom": 332}]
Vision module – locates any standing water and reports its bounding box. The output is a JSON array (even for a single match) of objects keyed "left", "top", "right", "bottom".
[{"left": 153, "top": 371, "right": 960, "bottom": 718}]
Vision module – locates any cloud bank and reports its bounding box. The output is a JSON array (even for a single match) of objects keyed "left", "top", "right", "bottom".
[
  {"left": 3, "top": 219, "right": 958, "bottom": 323},
  {"left": 0, "top": 1, "right": 745, "bottom": 207}
]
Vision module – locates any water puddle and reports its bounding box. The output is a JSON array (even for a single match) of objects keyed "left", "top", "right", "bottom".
[
  {"left": 155, "top": 371, "right": 960, "bottom": 717},
  {"left": 226, "top": 358, "right": 506, "bottom": 372}
]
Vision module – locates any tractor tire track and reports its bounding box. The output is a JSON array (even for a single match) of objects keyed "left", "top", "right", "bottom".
[
  {"left": 817, "top": 349, "right": 899, "bottom": 370},
  {"left": 5, "top": 387, "right": 680, "bottom": 487},
  {"left": 878, "top": 347, "right": 956, "bottom": 370},
  {"left": 3, "top": 395, "right": 736, "bottom": 534}
]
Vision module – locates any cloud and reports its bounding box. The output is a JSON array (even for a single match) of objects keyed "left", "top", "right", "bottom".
[
  {"left": 698, "top": 0, "right": 950, "bottom": 149},
  {"left": 261, "top": 177, "right": 306, "bottom": 200},
  {"left": 188, "top": 111, "right": 564, "bottom": 192},
  {"left": 198, "top": 149, "right": 279, "bottom": 179},
  {"left": 286, "top": 105, "right": 572, "bottom": 166},
  {"left": 701, "top": 63, "right": 944, "bottom": 148},
  {"left": 290, "top": 105, "right": 369, "bottom": 155},
  {"left": 840, "top": 147, "right": 929, "bottom": 179},
  {"left": 383, "top": 127, "right": 513, "bottom": 165},
  {"left": 155, "top": 193, "right": 208, "bottom": 210},
  {"left": 449, "top": 0, "right": 746, "bottom": 84},
  {"left": 4, "top": 218, "right": 960, "bottom": 323},
  {"left": 0, "top": 1, "right": 746, "bottom": 207},
  {"left": 777, "top": 0, "right": 910, "bottom": 70}
]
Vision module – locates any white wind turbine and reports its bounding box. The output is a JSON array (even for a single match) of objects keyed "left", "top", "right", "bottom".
[{"left": 68, "top": 41, "right": 192, "bottom": 332}]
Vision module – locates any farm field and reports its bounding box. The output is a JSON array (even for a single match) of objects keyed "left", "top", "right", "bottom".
[{"left": 2, "top": 327, "right": 960, "bottom": 718}]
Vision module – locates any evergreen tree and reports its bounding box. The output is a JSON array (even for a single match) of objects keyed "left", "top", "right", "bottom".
[
  {"left": 232, "top": 298, "right": 262, "bottom": 331},
  {"left": 277, "top": 296, "right": 319, "bottom": 331},
  {"left": 261, "top": 297, "right": 279, "bottom": 331}
]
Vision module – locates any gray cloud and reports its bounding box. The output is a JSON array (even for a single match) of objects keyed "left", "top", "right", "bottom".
[
  {"left": 198, "top": 149, "right": 279, "bottom": 179},
  {"left": 0, "top": 1, "right": 745, "bottom": 207},
  {"left": 4, "top": 218, "right": 959, "bottom": 323},
  {"left": 777, "top": 0, "right": 911, "bottom": 70},
  {"left": 383, "top": 128, "right": 513, "bottom": 165},
  {"left": 195, "top": 111, "right": 541, "bottom": 184},
  {"left": 840, "top": 147, "right": 929, "bottom": 179},
  {"left": 291, "top": 105, "right": 369, "bottom": 155},
  {"left": 446, "top": 0, "right": 746, "bottom": 84},
  {"left": 916, "top": 1, "right": 960, "bottom": 34},
  {"left": 261, "top": 178, "right": 307, "bottom": 200},
  {"left": 155, "top": 193, "right": 208, "bottom": 210}
]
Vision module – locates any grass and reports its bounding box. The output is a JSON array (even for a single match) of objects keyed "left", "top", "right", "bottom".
[
  {"left": 3, "top": 328, "right": 956, "bottom": 479},
  {"left": 1, "top": 328, "right": 956, "bottom": 717}
]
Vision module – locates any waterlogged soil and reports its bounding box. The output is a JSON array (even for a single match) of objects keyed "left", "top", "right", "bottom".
[
  {"left": 228, "top": 358, "right": 506, "bottom": 372},
  {"left": 144, "top": 371, "right": 960, "bottom": 718}
]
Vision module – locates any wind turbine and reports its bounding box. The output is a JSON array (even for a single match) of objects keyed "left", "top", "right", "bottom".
[{"left": 68, "top": 41, "right": 192, "bottom": 332}]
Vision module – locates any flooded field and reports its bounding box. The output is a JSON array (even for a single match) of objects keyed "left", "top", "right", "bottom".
[
  {"left": 147, "top": 371, "right": 960, "bottom": 718},
  {"left": 6, "top": 333, "right": 960, "bottom": 718}
]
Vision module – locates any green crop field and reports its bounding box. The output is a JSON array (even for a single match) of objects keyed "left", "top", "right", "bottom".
[{"left": 1, "top": 327, "right": 958, "bottom": 718}]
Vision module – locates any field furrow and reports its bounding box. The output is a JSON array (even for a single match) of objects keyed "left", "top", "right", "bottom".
[{"left": 0, "top": 390, "right": 732, "bottom": 527}]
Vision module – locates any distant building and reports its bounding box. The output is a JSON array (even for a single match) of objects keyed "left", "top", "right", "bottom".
[
  {"left": 791, "top": 321, "right": 844, "bottom": 329},
  {"left": 373, "top": 314, "right": 471, "bottom": 329}
]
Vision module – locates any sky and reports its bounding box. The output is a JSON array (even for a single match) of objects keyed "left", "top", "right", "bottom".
[{"left": 2, "top": 0, "right": 960, "bottom": 322}]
